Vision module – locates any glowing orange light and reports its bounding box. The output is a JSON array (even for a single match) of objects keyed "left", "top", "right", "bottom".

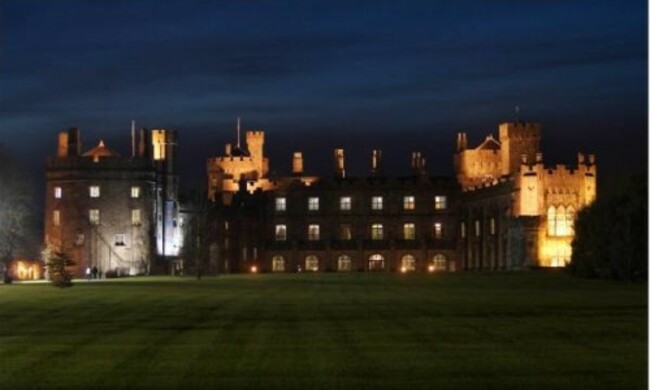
[
  {"left": 250, "top": 265, "right": 258, "bottom": 273},
  {"left": 428, "top": 264, "right": 435, "bottom": 273}
]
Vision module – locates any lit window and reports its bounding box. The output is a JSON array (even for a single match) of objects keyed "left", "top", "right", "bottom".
[
  {"left": 54, "top": 187, "right": 62, "bottom": 199},
  {"left": 403, "top": 196, "right": 415, "bottom": 210},
  {"left": 338, "top": 255, "right": 352, "bottom": 271},
  {"left": 431, "top": 254, "right": 447, "bottom": 271},
  {"left": 131, "top": 186, "right": 140, "bottom": 198},
  {"left": 308, "top": 197, "right": 319, "bottom": 211},
  {"left": 74, "top": 233, "right": 84, "bottom": 246},
  {"left": 224, "top": 221, "right": 229, "bottom": 230},
  {"left": 308, "top": 224, "right": 320, "bottom": 240},
  {"left": 275, "top": 197, "right": 286, "bottom": 212},
  {"left": 461, "top": 222, "right": 466, "bottom": 238},
  {"left": 272, "top": 255, "right": 285, "bottom": 272},
  {"left": 115, "top": 234, "right": 126, "bottom": 246},
  {"left": 434, "top": 195, "right": 447, "bottom": 210},
  {"left": 371, "top": 224, "right": 384, "bottom": 240},
  {"left": 305, "top": 255, "right": 319, "bottom": 272},
  {"left": 89, "top": 209, "right": 100, "bottom": 225},
  {"left": 132, "top": 209, "right": 141, "bottom": 226},
  {"left": 371, "top": 196, "right": 383, "bottom": 210},
  {"left": 275, "top": 224, "right": 287, "bottom": 241},
  {"left": 340, "top": 196, "right": 351, "bottom": 211},
  {"left": 490, "top": 218, "right": 496, "bottom": 235},
  {"left": 474, "top": 220, "right": 481, "bottom": 237},
  {"left": 401, "top": 255, "right": 416, "bottom": 272},
  {"left": 547, "top": 205, "right": 574, "bottom": 237},
  {"left": 403, "top": 223, "right": 415, "bottom": 240},
  {"left": 89, "top": 185, "right": 100, "bottom": 198},
  {"left": 368, "top": 254, "right": 385, "bottom": 270},
  {"left": 339, "top": 224, "right": 352, "bottom": 240},
  {"left": 433, "top": 222, "right": 443, "bottom": 239},
  {"left": 53, "top": 210, "right": 60, "bottom": 227}
]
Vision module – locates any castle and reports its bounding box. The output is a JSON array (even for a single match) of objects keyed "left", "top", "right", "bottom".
[
  {"left": 41, "top": 119, "right": 595, "bottom": 277},
  {"left": 44, "top": 127, "right": 181, "bottom": 277}
]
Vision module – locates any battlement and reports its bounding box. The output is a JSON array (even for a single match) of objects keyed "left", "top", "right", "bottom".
[
  {"left": 209, "top": 156, "right": 255, "bottom": 163},
  {"left": 462, "top": 177, "right": 511, "bottom": 192},
  {"left": 499, "top": 122, "right": 541, "bottom": 141},
  {"left": 246, "top": 130, "right": 265, "bottom": 137}
]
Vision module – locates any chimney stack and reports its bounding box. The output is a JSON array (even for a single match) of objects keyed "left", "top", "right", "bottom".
[
  {"left": 67, "top": 127, "right": 82, "bottom": 156},
  {"left": 225, "top": 143, "right": 232, "bottom": 156},
  {"left": 57, "top": 131, "right": 69, "bottom": 157},
  {"left": 292, "top": 152, "right": 304, "bottom": 175},
  {"left": 371, "top": 149, "right": 382, "bottom": 175},
  {"left": 334, "top": 148, "right": 345, "bottom": 178},
  {"left": 411, "top": 151, "right": 426, "bottom": 175}
]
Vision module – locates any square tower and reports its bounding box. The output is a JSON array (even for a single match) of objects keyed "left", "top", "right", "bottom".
[{"left": 498, "top": 122, "right": 541, "bottom": 176}]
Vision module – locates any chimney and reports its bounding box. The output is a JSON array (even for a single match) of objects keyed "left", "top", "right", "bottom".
[
  {"left": 67, "top": 127, "right": 82, "bottom": 156},
  {"left": 57, "top": 131, "right": 69, "bottom": 157},
  {"left": 334, "top": 148, "right": 345, "bottom": 178},
  {"left": 138, "top": 128, "right": 150, "bottom": 157},
  {"left": 535, "top": 152, "right": 543, "bottom": 163},
  {"left": 577, "top": 152, "right": 585, "bottom": 164},
  {"left": 225, "top": 143, "right": 232, "bottom": 156},
  {"left": 371, "top": 149, "right": 382, "bottom": 175},
  {"left": 411, "top": 151, "right": 426, "bottom": 175},
  {"left": 292, "top": 152, "right": 303, "bottom": 175},
  {"left": 521, "top": 153, "right": 528, "bottom": 164},
  {"left": 587, "top": 154, "right": 596, "bottom": 164}
]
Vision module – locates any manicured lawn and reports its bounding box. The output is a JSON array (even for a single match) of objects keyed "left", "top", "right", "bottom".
[{"left": 0, "top": 272, "right": 646, "bottom": 389}]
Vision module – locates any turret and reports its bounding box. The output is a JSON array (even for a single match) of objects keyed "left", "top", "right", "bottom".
[
  {"left": 456, "top": 132, "right": 467, "bottom": 152},
  {"left": 498, "top": 122, "right": 541, "bottom": 176},
  {"left": 245, "top": 130, "right": 265, "bottom": 175},
  {"left": 371, "top": 149, "right": 382, "bottom": 176}
]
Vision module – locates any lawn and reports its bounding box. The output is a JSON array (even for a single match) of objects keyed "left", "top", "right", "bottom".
[{"left": 0, "top": 272, "right": 646, "bottom": 389}]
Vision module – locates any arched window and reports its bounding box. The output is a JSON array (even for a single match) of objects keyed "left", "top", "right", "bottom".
[
  {"left": 401, "top": 254, "right": 416, "bottom": 272},
  {"left": 547, "top": 206, "right": 557, "bottom": 235},
  {"left": 338, "top": 255, "right": 352, "bottom": 272},
  {"left": 272, "top": 255, "right": 285, "bottom": 272},
  {"left": 368, "top": 254, "right": 385, "bottom": 271},
  {"left": 305, "top": 255, "right": 319, "bottom": 272},
  {"left": 432, "top": 254, "right": 447, "bottom": 271}
]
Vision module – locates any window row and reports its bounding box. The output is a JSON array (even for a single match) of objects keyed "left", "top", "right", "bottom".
[
  {"left": 52, "top": 209, "right": 142, "bottom": 226},
  {"left": 274, "top": 222, "right": 447, "bottom": 241},
  {"left": 53, "top": 186, "right": 141, "bottom": 199},
  {"left": 269, "top": 253, "right": 448, "bottom": 272},
  {"left": 459, "top": 218, "right": 498, "bottom": 238},
  {"left": 275, "top": 195, "right": 447, "bottom": 212}
]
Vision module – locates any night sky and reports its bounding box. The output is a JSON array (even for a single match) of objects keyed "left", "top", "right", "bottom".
[{"left": 1, "top": 1, "right": 647, "bottom": 197}]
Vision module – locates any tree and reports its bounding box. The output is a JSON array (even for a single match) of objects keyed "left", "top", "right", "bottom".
[
  {"left": 0, "top": 146, "right": 34, "bottom": 283},
  {"left": 42, "top": 244, "right": 75, "bottom": 288},
  {"left": 570, "top": 172, "right": 648, "bottom": 281},
  {"left": 180, "top": 184, "right": 216, "bottom": 279}
]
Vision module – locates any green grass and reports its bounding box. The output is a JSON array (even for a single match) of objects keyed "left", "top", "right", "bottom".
[{"left": 0, "top": 272, "right": 646, "bottom": 389}]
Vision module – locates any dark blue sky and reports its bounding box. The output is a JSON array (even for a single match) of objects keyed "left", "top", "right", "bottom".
[{"left": 1, "top": 0, "right": 647, "bottom": 195}]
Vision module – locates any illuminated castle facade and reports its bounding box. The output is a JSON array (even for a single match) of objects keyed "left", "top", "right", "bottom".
[
  {"left": 204, "top": 121, "right": 595, "bottom": 273},
  {"left": 454, "top": 122, "right": 596, "bottom": 268},
  {"left": 44, "top": 127, "right": 181, "bottom": 277}
]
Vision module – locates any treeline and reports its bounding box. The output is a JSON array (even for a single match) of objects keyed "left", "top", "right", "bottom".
[{"left": 569, "top": 173, "right": 648, "bottom": 281}]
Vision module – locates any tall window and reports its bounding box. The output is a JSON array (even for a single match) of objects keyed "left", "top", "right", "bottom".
[
  {"left": 305, "top": 255, "right": 319, "bottom": 272},
  {"left": 89, "top": 209, "right": 100, "bottom": 225},
  {"left": 275, "top": 197, "right": 286, "bottom": 212},
  {"left": 548, "top": 205, "right": 574, "bottom": 237},
  {"left": 272, "top": 255, "right": 285, "bottom": 272},
  {"left": 74, "top": 233, "right": 85, "bottom": 246},
  {"left": 403, "top": 196, "right": 415, "bottom": 210},
  {"left": 89, "top": 185, "right": 100, "bottom": 198},
  {"left": 339, "top": 224, "right": 352, "bottom": 240},
  {"left": 132, "top": 209, "right": 141, "bottom": 226},
  {"left": 474, "top": 220, "right": 481, "bottom": 237},
  {"left": 371, "top": 196, "right": 383, "bottom": 210},
  {"left": 403, "top": 223, "right": 415, "bottom": 240},
  {"left": 371, "top": 224, "right": 384, "bottom": 240},
  {"left": 401, "top": 254, "right": 416, "bottom": 272},
  {"left": 338, "top": 255, "right": 352, "bottom": 272},
  {"left": 461, "top": 222, "right": 466, "bottom": 238},
  {"left": 433, "top": 222, "right": 443, "bottom": 239},
  {"left": 434, "top": 195, "right": 447, "bottom": 210},
  {"left": 131, "top": 186, "right": 141, "bottom": 198},
  {"left": 490, "top": 218, "right": 496, "bottom": 235},
  {"left": 308, "top": 197, "right": 319, "bottom": 211},
  {"left": 54, "top": 187, "right": 62, "bottom": 199},
  {"left": 308, "top": 224, "right": 320, "bottom": 240},
  {"left": 368, "top": 254, "right": 385, "bottom": 271},
  {"left": 340, "top": 196, "right": 351, "bottom": 211},
  {"left": 275, "top": 224, "right": 287, "bottom": 241},
  {"left": 53, "top": 210, "right": 60, "bottom": 227}
]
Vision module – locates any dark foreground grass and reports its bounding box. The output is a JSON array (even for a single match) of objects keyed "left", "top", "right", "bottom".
[{"left": 0, "top": 272, "right": 646, "bottom": 389}]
